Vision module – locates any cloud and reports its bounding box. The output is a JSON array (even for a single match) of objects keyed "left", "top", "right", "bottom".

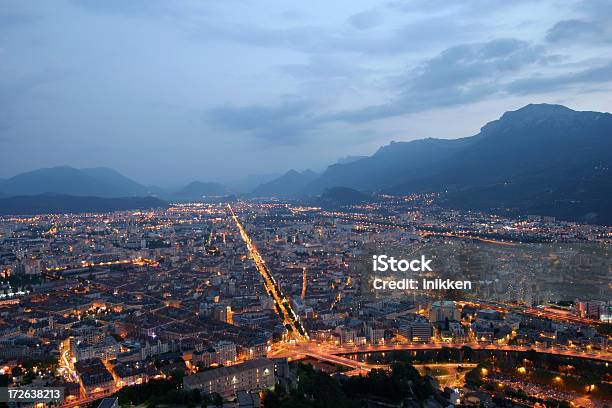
[
  {"left": 545, "top": 0, "right": 612, "bottom": 45},
  {"left": 280, "top": 55, "right": 370, "bottom": 79},
  {"left": 0, "top": 70, "right": 68, "bottom": 131},
  {"left": 206, "top": 99, "right": 320, "bottom": 145},
  {"left": 73, "top": 0, "right": 182, "bottom": 17},
  {"left": 410, "top": 39, "right": 545, "bottom": 91},
  {"left": 206, "top": 34, "right": 612, "bottom": 140},
  {"left": 348, "top": 9, "right": 383, "bottom": 30},
  {"left": 387, "top": 0, "right": 537, "bottom": 16},
  {"left": 0, "top": 13, "right": 37, "bottom": 28},
  {"left": 76, "top": 1, "right": 479, "bottom": 56},
  {"left": 575, "top": 0, "right": 612, "bottom": 20},
  {"left": 189, "top": 16, "right": 480, "bottom": 56},
  {"left": 546, "top": 19, "right": 612, "bottom": 44},
  {"left": 506, "top": 62, "right": 612, "bottom": 94},
  {"left": 326, "top": 38, "right": 548, "bottom": 122},
  {"left": 4, "top": 0, "right": 612, "bottom": 181}
]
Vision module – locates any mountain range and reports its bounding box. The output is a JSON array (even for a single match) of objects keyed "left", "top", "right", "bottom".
[
  {"left": 1, "top": 104, "right": 611, "bottom": 222},
  {"left": 298, "top": 104, "right": 611, "bottom": 223},
  {"left": 251, "top": 169, "right": 319, "bottom": 197},
  {"left": 0, "top": 194, "right": 166, "bottom": 216},
  {"left": 0, "top": 167, "right": 231, "bottom": 200},
  {"left": 0, "top": 166, "right": 158, "bottom": 198}
]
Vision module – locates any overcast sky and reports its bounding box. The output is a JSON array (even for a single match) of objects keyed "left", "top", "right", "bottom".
[{"left": 1, "top": 0, "right": 612, "bottom": 186}]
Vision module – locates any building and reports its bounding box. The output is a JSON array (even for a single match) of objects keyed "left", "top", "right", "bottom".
[
  {"left": 368, "top": 326, "right": 386, "bottom": 345},
  {"left": 76, "top": 359, "right": 115, "bottom": 397},
  {"left": 74, "top": 336, "right": 120, "bottom": 362},
  {"left": 183, "top": 358, "right": 275, "bottom": 398},
  {"left": 584, "top": 301, "right": 603, "bottom": 320},
  {"left": 113, "top": 361, "right": 155, "bottom": 387},
  {"left": 339, "top": 327, "right": 357, "bottom": 345},
  {"left": 214, "top": 305, "right": 234, "bottom": 324},
  {"left": 238, "top": 338, "right": 269, "bottom": 360},
  {"left": 429, "top": 301, "right": 459, "bottom": 324},
  {"left": 410, "top": 322, "right": 434, "bottom": 343},
  {"left": 214, "top": 341, "right": 237, "bottom": 365}
]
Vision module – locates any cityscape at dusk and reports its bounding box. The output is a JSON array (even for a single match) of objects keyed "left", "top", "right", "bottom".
[
  {"left": 1, "top": 1, "right": 611, "bottom": 407},
  {"left": 1, "top": 198, "right": 610, "bottom": 407}
]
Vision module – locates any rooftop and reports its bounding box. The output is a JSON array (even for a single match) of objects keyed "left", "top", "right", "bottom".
[{"left": 183, "top": 358, "right": 274, "bottom": 387}]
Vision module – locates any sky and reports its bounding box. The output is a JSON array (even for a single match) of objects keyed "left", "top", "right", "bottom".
[{"left": 1, "top": 0, "right": 612, "bottom": 187}]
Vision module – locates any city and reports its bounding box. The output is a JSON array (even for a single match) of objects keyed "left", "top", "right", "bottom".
[
  {"left": 2, "top": 1, "right": 612, "bottom": 407},
  {"left": 0, "top": 197, "right": 610, "bottom": 406}
]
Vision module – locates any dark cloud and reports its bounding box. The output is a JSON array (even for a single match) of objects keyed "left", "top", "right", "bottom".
[
  {"left": 545, "top": 0, "right": 612, "bottom": 45},
  {"left": 327, "top": 38, "right": 547, "bottom": 123},
  {"left": 208, "top": 33, "right": 612, "bottom": 139},
  {"left": 207, "top": 99, "right": 319, "bottom": 145},
  {"left": 507, "top": 62, "right": 612, "bottom": 95},
  {"left": 410, "top": 39, "right": 545, "bottom": 91},
  {"left": 546, "top": 19, "right": 612, "bottom": 44},
  {"left": 575, "top": 0, "right": 612, "bottom": 19},
  {"left": 348, "top": 9, "right": 383, "bottom": 30}
]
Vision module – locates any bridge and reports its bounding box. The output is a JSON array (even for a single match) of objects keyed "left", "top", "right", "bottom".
[{"left": 271, "top": 341, "right": 612, "bottom": 365}]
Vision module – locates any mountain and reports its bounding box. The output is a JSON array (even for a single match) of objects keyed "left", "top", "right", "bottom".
[
  {"left": 303, "top": 138, "right": 473, "bottom": 194},
  {"left": 335, "top": 155, "right": 367, "bottom": 165},
  {"left": 405, "top": 104, "right": 612, "bottom": 223},
  {"left": 0, "top": 166, "right": 154, "bottom": 197},
  {"left": 317, "top": 187, "right": 373, "bottom": 207},
  {"left": 226, "top": 173, "right": 281, "bottom": 193},
  {"left": 0, "top": 194, "right": 167, "bottom": 215},
  {"left": 81, "top": 167, "right": 162, "bottom": 196},
  {"left": 251, "top": 169, "right": 319, "bottom": 197},
  {"left": 390, "top": 104, "right": 612, "bottom": 192},
  {"left": 173, "top": 181, "right": 230, "bottom": 200},
  {"left": 303, "top": 104, "right": 612, "bottom": 223}
]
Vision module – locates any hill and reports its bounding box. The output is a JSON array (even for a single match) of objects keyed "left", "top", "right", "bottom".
[
  {"left": 251, "top": 169, "right": 319, "bottom": 197},
  {"left": 317, "top": 186, "right": 372, "bottom": 208},
  {"left": 0, "top": 194, "right": 167, "bottom": 215},
  {"left": 0, "top": 166, "right": 153, "bottom": 197},
  {"left": 226, "top": 173, "right": 281, "bottom": 194}
]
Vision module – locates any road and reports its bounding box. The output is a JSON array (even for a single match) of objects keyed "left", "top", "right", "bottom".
[
  {"left": 413, "top": 363, "right": 477, "bottom": 387},
  {"left": 228, "top": 204, "right": 308, "bottom": 341},
  {"left": 271, "top": 341, "right": 612, "bottom": 364},
  {"left": 59, "top": 347, "right": 78, "bottom": 382}
]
